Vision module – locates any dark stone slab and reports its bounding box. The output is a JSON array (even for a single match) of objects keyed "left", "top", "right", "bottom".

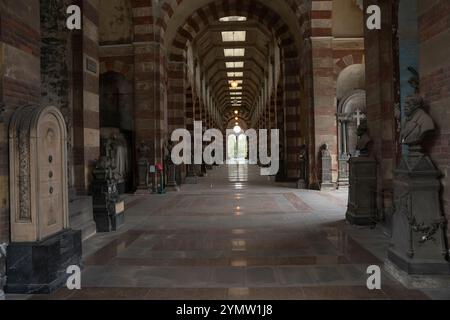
[{"left": 6, "top": 229, "right": 82, "bottom": 294}]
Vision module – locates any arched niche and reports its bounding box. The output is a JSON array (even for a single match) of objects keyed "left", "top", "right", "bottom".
[
  {"left": 100, "top": 71, "right": 133, "bottom": 131},
  {"left": 99, "top": 72, "right": 134, "bottom": 193},
  {"left": 337, "top": 64, "right": 365, "bottom": 101},
  {"left": 336, "top": 90, "right": 367, "bottom": 187},
  {"left": 338, "top": 89, "right": 367, "bottom": 156}
]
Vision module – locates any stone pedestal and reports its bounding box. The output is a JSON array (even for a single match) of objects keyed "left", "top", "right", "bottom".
[
  {"left": 7, "top": 105, "right": 82, "bottom": 294},
  {"left": 6, "top": 229, "right": 82, "bottom": 294},
  {"left": 136, "top": 159, "right": 150, "bottom": 193},
  {"left": 320, "top": 150, "right": 335, "bottom": 190},
  {"left": 166, "top": 163, "right": 180, "bottom": 192},
  {"left": 92, "top": 158, "right": 125, "bottom": 232},
  {"left": 92, "top": 177, "right": 125, "bottom": 232},
  {"left": 338, "top": 154, "right": 350, "bottom": 188},
  {"left": 388, "top": 153, "right": 450, "bottom": 275},
  {"left": 346, "top": 157, "right": 377, "bottom": 225}
]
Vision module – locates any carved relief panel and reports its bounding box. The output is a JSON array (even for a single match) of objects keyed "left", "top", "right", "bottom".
[{"left": 9, "top": 106, "right": 69, "bottom": 242}]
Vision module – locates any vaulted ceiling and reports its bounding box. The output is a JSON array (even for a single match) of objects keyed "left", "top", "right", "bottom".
[{"left": 192, "top": 17, "right": 273, "bottom": 126}]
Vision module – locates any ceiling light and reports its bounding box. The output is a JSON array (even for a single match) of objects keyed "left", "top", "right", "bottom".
[
  {"left": 226, "top": 61, "right": 244, "bottom": 69},
  {"left": 220, "top": 16, "right": 247, "bottom": 22},
  {"left": 230, "top": 80, "right": 239, "bottom": 88},
  {"left": 235, "top": 117, "right": 239, "bottom": 121},
  {"left": 221, "top": 31, "right": 246, "bottom": 42},
  {"left": 234, "top": 110, "right": 239, "bottom": 115},
  {"left": 227, "top": 72, "right": 244, "bottom": 78},
  {"left": 224, "top": 48, "right": 245, "bottom": 57}
]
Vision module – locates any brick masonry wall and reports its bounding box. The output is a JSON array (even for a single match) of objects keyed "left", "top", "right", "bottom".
[
  {"left": 418, "top": 1, "right": 450, "bottom": 235},
  {"left": 363, "top": 0, "right": 398, "bottom": 222},
  {"left": 0, "top": 0, "right": 41, "bottom": 243}
]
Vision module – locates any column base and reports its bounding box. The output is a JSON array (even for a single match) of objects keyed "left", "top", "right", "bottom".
[
  {"left": 320, "top": 182, "right": 335, "bottom": 191},
  {"left": 346, "top": 208, "right": 376, "bottom": 226},
  {"left": 296, "top": 179, "right": 307, "bottom": 189},
  {"left": 6, "top": 229, "right": 82, "bottom": 294},
  {"left": 388, "top": 248, "right": 450, "bottom": 275}
]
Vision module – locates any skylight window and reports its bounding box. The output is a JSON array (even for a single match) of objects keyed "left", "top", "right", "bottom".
[
  {"left": 230, "top": 92, "right": 242, "bottom": 96},
  {"left": 219, "top": 16, "right": 247, "bottom": 22},
  {"left": 230, "top": 86, "right": 243, "bottom": 90},
  {"left": 226, "top": 62, "right": 244, "bottom": 68},
  {"left": 228, "top": 80, "right": 243, "bottom": 85},
  {"left": 224, "top": 48, "right": 245, "bottom": 57},
  {"left": 221, "top": 31, "right": 247, "bottom": 42},
  {"left": 227, "top": 72, "right": 244, "bottom": 78}
]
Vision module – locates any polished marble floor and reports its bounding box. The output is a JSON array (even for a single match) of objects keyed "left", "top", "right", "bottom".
[{"left": 13, "top": 163, "right": 450, "bottom": 300}]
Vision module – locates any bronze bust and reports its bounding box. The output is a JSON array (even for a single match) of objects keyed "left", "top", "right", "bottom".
[
  {"left": 400, "top": 94, "right": 435, "bottom": 149},
  {"left": 356, "top": 120, "right": 372, "bottom": 156}
]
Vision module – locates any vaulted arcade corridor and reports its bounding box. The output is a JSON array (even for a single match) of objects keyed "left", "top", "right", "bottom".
[{"left": 1, "top": 0, "right": 450, "bottom": 301}]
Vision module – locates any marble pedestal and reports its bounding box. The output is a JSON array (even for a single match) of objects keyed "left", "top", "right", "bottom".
[
  {"left": 346, "top": 157, "right": 377, "bottom": 226},
  {"left": 94, "top": 200, "right": 125, "bottom": 232},
  {"left": 135, "top": 159, "right": 150, "bottom": 193},
  {"left": 338, "top": 154, "right": 350, "bottom": 189},
  {"left": 388, "top": 153, "right": 450, "bottom": 275},
  {"left": 6, "top": 229, "right": 82, "bottom": 294},
  {"left": 320, "top": 153, "right": 335, "bottom": 190}
]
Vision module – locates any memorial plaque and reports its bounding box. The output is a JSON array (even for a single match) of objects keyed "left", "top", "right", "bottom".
[
  {"left": 7, "top": 105, "right": 81, "bottom": 294},
  {"left": 9, "top": 105, "right": 69, "bottom": 242}
]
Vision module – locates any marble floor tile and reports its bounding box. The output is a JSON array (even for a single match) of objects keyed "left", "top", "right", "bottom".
[{"left": 15, "top": 164, "right": 447, "bottom": 300}]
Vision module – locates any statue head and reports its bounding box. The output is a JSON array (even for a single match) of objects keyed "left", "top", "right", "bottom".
[{"left": 404, "top": 94, "right": 424, "bottom": 118}]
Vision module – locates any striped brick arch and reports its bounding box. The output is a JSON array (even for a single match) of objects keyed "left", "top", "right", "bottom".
[{"left": 162, "top": 0, "right": 309, "bottom": 180}]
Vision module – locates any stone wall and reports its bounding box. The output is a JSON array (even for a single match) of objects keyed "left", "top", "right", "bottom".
[
  {"left": 418, "top": 0, "right": 450, "bottom": 235},
  {"left": 0, "top": 0, "right": 41, "bottom": 243}
]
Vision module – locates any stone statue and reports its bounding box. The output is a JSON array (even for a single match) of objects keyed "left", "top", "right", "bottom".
[
  {"left": 105, "top": 134, "right": 129, "bottom": 181},
  {"left": 400, "top": 94, "right": 435, "bottom": 149},
  {"left": 321, "top": 143, "right": 331, "bottom": 158},
  {"left": 164, "top": 140, "right": 174, "bottom": 165},
  {"left": 356, "top": 120, "right": 372, "bottom": 156},
  {"left": 138, "top": 141, "right": 150, "bottom": 161},
  {"left": 297, "top": 144, "right": 308, "bottom": 189}
]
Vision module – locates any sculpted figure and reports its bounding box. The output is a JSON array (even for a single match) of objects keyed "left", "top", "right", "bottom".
[
  {"left": 356, "top": 120, "right": 372, "bottom": 156},
  {"left": 321, "top": 144, "right": 331, "bottom": 158},
  {"left": 400, "top": 94, "right": 435, "bottom": 148},
  {"left": 138, "top": 141, "right": 150, "bottom": 162}
]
